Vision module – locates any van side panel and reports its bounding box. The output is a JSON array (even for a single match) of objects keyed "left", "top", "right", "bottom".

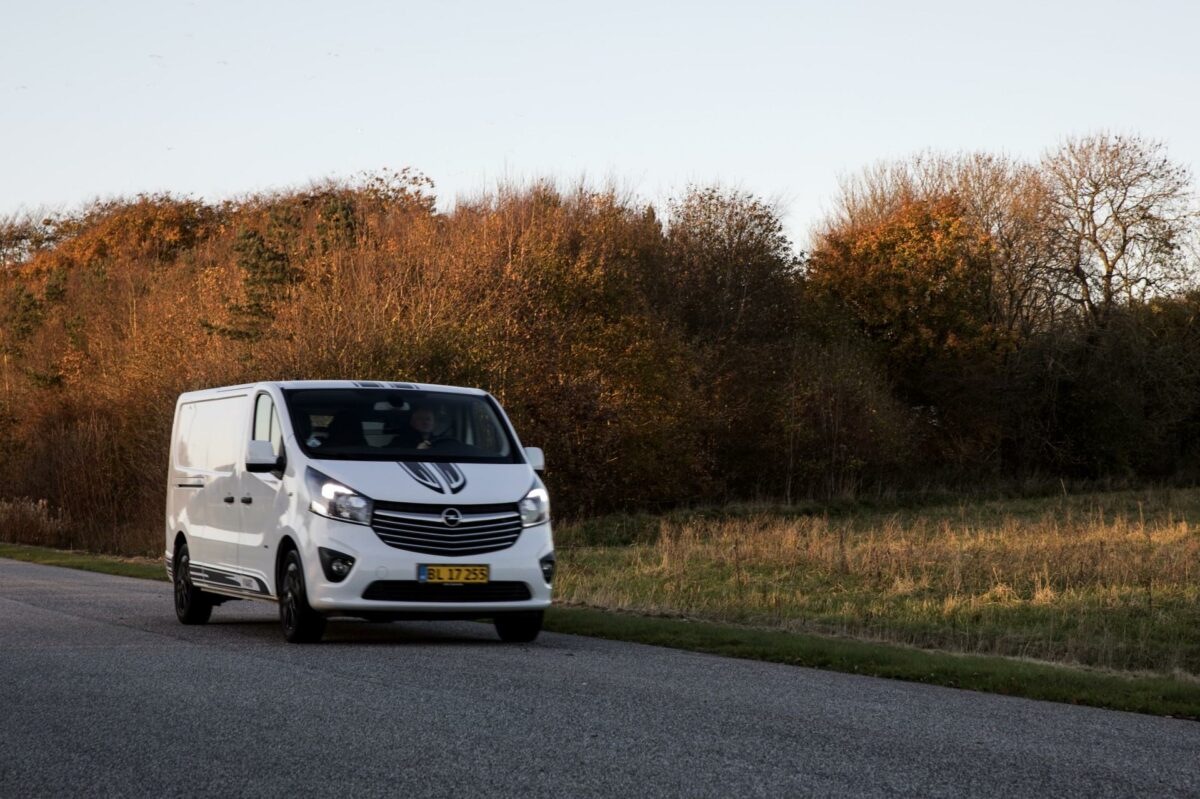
[{"left": 168, "top": 394, "right": 249, "bottom": 574}]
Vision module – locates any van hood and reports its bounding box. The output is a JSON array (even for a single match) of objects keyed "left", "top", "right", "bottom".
[{"left": 306, "top": 460, "right": 535, "bottom": 505}]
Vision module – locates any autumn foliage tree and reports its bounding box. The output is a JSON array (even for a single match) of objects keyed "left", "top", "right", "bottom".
[
  {"left": 809, "top": 196, "right": 994, "bottom": 371},
  {"left": 808, "top": 196, "right": 1007, "bottom": 463}
]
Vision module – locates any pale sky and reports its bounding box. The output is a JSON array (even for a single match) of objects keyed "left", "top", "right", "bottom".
[{"left": 3, "top": 0, "right": 1198, "bottom": 246}]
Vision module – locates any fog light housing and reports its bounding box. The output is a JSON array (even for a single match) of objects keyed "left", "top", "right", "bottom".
[
  {"left": 318, "top": 547, "right": 356, "bottom": 583},
  {"left": 539, "top": 552, "right": 556, "bottom": 584}
]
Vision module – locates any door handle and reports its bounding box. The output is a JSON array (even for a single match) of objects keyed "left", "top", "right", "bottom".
[
  {"left": 223, "top": 495, "right": 235, "bottom": 504},
  {"left": 240, "top": 496, "right": 253, "bottom": 505}
]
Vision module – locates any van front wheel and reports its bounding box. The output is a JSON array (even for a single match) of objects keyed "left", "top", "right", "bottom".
[
  {"left": 174, "top": 544, "right": 213, "bottom": 625},
  {"left": 494, "top": 610, "right": 543, "bottom": 643},
  {"left": 279, "top": 550, "right": 327, "bottom": 643}
]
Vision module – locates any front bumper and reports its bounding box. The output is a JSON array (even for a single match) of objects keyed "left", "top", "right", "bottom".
[{"left": 301, "top": 516, "right": 553, "bottom": 616}]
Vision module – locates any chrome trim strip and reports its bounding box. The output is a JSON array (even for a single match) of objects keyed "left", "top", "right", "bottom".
[
  {"left": 191, "top": 581, "right": 279, "bottom": 603},
  {"left": 373, "top": 510, "right": 519, "bottom": 524}
]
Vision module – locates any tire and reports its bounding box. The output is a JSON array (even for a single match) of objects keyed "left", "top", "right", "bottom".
[
  {"left": 174, "top": 543, "right": 213, "bottom": 625},
  {"left": 494, "top": 610, "right": 544, "bottom": 643},
  {"left": 279, "top": 549, "right": 327, "bottom": 643}
]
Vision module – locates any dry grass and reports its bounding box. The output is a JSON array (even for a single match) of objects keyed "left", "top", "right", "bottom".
[
  {"left": 556, "top": 488, "right": 1200, "bottom": 675},
  {"left": 0, "top": 498, "right": 74, "bottom": 549}
]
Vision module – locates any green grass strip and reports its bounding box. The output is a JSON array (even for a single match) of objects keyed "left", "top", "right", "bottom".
[
  {"left": 3, "top": 542, "right": 1196, "bottom": 719},
  {"left": 0, "top": 543, "right": 167, "bottom": 582},
  {"left": 544, "top": 606, "right": 1200, "bottom": 719}
]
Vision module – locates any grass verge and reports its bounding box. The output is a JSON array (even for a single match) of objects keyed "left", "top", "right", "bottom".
[
  {"left": 2, "top": 541, "right": 1197, "bottom": 720},
  {"left": 544, "top": 606, "right": 1200, "bottom": 719},
  {"left": 0, "top": 543, "right": 166, "bottom": 582}
]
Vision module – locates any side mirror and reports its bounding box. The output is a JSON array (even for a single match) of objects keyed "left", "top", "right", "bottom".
[
  {"left": 246, "top": 440, "right": 284, "bottom": 473},
  {"left": 524, "top": 446, "right": 545, "bottom": 472}
]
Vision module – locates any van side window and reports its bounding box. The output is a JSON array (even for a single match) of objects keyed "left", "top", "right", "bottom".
[
  {"left": 175, "top": 403, "right": 197, "bottom": 468},
  {"left": 178, "top": 398, "right": 241, "bottom": 471},
  {"left": 253, "top": 394, "right": 284, "bottom": 458}
]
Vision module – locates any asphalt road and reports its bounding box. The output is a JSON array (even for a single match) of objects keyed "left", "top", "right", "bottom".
[{"left": 1, "top": 558, "right": 1197, "bottom": 798}]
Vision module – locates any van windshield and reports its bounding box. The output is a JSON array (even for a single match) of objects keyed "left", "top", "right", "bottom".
[{"left": 282, "top": 389, "right": 521, "bottom": 463}]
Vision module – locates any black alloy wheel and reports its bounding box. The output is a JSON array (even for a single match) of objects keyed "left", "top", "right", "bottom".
[
  {"left": 494, "top": 610, "right": 544, "bottom": 643},
  {"left": 279, "top": 549, "right": 327, "bottom": 643},
  {"left": 174, "top": 543, "right": 213, "bottom": 625}
]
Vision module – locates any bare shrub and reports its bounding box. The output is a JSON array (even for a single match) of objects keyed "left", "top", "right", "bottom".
[{"left": 0, "top": 498, "right": 73, "bottom": 548}]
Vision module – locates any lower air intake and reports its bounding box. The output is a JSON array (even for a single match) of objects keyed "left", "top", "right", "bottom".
[{"left": 362, "top": 581, "right": 532, "bottom": 603}]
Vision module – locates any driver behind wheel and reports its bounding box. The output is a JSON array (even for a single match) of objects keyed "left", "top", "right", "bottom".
[{"left": 409, "top": 406, "right": 440, "bottom": 449}]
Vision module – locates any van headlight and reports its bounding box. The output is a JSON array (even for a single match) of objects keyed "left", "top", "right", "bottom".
[
  {"left": 518, "top": 486, "right": 550, "bottom": 527},
  {"left": 306, "top": 467, "right": 373, "bottom": 525}
]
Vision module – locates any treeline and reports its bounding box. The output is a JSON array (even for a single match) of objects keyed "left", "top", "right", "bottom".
[{"left": 1, "top": 135, "right": 1198, "bottom": 553}]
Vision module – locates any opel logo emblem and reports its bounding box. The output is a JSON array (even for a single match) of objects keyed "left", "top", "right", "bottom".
[{"left": 441, "top": 508, "right": 462, "bottom": 527}]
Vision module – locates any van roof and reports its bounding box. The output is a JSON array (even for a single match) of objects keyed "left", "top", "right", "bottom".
[{"left": 176, "top": 380, "right": 488, "bottom": 403}]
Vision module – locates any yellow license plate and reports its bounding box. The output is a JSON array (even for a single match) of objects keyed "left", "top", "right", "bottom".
[{"left": 419, "top": 564, "right": 489, "bottom": 584}]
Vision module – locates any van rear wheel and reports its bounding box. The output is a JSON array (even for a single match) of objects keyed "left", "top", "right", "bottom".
[
  {"left": 494, "top": 610, "right": 543, "bottom": 643},
  {"left": 280, "top": 550, "right": 326, "bottom": 643},
  {"left": 174, "top": 544, "right": 213, "bottom": 625}
]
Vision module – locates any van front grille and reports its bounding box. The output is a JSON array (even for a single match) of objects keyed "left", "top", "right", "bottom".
[
  {"left": 370, "top": 502, "right": 523, "bottom": 556},
  {"left": 362, "top": 581, "right": 532, "bottom": 602}
]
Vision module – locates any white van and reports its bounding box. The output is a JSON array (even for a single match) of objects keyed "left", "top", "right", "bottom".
[{"left": 164, "top": 381, "right": 553, "bottom": 643}]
